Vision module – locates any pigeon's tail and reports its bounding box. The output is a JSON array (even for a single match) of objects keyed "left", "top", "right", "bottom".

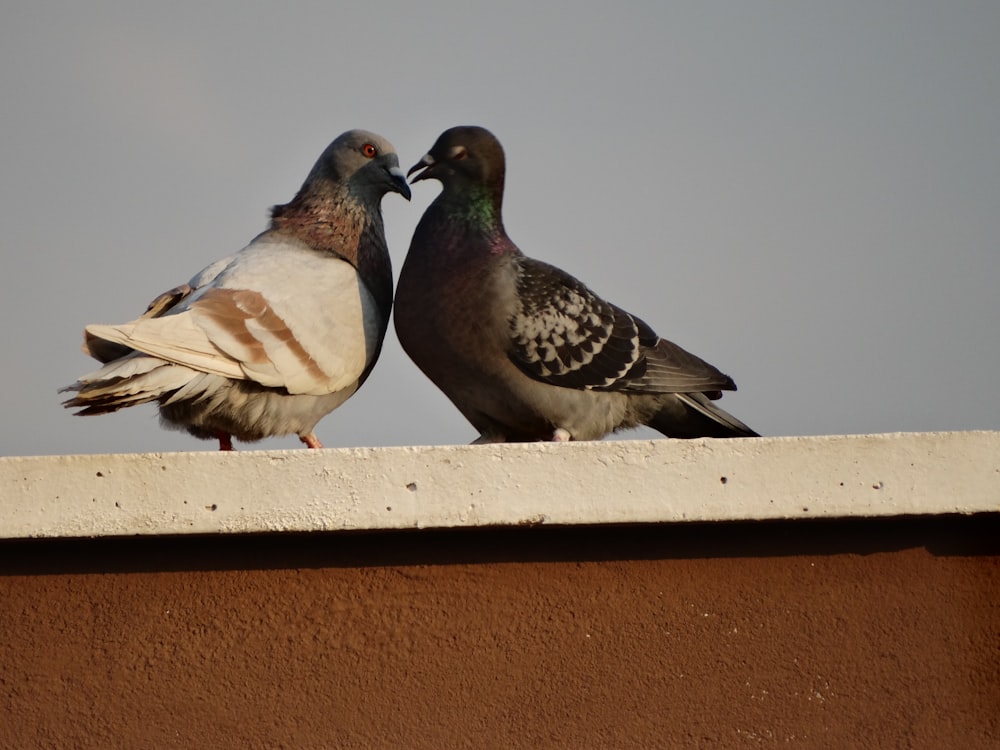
[
  {"left": 60, "top": 354, "right": 195, "bottom": 416},
  {"left": 648, "top": 392, "right": 760, "bottom": 439}
]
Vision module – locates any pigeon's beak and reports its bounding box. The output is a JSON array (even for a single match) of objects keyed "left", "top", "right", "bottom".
[
  {"left": 407, "top": 153, "right": 435, "bottom": 183},
  {"left": 387, "top": 165, "right": 412, "bottom": 201}
]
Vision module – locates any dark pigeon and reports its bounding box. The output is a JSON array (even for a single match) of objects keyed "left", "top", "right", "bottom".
[{"left": 395, "top": 125, "right": 757, "bottom": 442}]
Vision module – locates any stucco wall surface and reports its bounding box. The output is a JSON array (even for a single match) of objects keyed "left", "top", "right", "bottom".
[{"left": 1, "top": 518, "right": 997, "bottom": 749}]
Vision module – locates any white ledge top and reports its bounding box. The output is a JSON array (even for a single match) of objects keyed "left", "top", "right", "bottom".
[{"left": 1, "top": 432, "right": 997, "bottom": 539}]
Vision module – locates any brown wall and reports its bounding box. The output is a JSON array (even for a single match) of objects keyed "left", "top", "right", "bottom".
[{"left": 1, "top": 516, "right": 997, "bottom": 749}]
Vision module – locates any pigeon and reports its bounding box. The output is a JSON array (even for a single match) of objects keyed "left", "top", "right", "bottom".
[
  {"left": 62, "top": 129, "right": 411, "bottom": 450},
  {"left": 394, "top": 125, "right": 758, "bottom": 443}
]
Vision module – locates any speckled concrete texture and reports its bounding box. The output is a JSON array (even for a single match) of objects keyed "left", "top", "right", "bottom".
[
  {"left": 3, "top": 432, "right": 999, "bottom": 538},
  {"left": 1, "top": 517, "right": 997, "bottom": 748}
]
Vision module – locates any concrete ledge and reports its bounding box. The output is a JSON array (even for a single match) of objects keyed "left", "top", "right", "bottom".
[{"left": 1, "top": 431, "right": 997, "bottom": 539}]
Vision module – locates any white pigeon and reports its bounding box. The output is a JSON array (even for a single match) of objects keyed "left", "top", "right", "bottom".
[{"left": 62, "top": 129, "right": 411, "bottom": 450}]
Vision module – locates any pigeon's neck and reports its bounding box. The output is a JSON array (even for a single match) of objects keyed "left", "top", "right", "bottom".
[
  {"left": 355, "top": 220, "right": 394, "bottom": 319},
  {"left": 270, "top": 191, "right": 368, "bottom": 260},
  {"left": 440, "top": 184, "right": 506, "bottom": 240},
  {"left": 269, "top": 190, "right": 393, "bottom": 316}
]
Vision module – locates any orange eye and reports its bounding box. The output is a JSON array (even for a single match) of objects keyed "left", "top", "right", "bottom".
[{"left": 361, "top": 143, "right": 378, "bottom": 158}]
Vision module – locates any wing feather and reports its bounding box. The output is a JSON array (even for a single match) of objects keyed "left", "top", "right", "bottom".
[
  {"left": 80, "top": 241, "right": 380, "bottom": 397},
  {"left": 507, "top": 258, "right": 737, "bottom": 394}
]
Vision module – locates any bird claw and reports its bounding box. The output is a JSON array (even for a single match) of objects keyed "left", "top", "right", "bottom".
[
  {"left": 300, "top": 433, "right": 324, "bottom": 449},
  {"left": 551, "top": 428, "right": 571, "bottom": 442}
]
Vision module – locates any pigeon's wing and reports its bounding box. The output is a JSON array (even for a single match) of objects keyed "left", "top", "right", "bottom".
[
  {"left": 142, "top": 284, "right": 196, "bottom": 318},
  {"left": 507, "top": 258, "right": 735, "bottom": 394},
  {"left": 620, "top": 324, "right": 738, "bottom": 396},
  {"left": 83, "top": 257, "right": 376, "bottom": 396},
  {"left": 507, "top": 259, "right": 644, "bottom": 389},
  {"left": 82, "top": 284, "right": 196, "bottom": 363},
  {"left": 81, "top": 253, "right": 242, "bottom": 364}
]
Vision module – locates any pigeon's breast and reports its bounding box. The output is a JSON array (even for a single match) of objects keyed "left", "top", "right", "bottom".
[{"left": 207, "top": 238, "right": 383, "bottom": 395}]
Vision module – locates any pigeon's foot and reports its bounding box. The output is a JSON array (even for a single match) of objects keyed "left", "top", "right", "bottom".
[
  {"left": 300, "top": 432, "right": 324, "bottom": 449},
  {"left": 551, "top": 428, "right": 571, "bottom": 442},
  {"left": 217, "top": 432, "right": 234, "bottom": 451}
]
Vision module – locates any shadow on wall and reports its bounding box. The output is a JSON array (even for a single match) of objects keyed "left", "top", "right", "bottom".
[{"left": 0, "top": 514, "right": 997, "bottom": 577}]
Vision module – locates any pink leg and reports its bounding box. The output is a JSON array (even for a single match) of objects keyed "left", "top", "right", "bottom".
[
  {"left": 217, "top": 432, "right": 234, "bottom": 451},
  {"left": 551, "top": 428, "right": 571, "bottom": 442},
  {"left": 300, "top": 432, "right": 324, "bottom": 449}
]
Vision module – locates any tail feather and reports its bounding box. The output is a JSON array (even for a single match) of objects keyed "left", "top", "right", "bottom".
[
  {"left": 649, "top": 392, "right": 759, "bottom": 439},
  {"left": 61, "top": 355, "right": 197, "bottom": 416}
]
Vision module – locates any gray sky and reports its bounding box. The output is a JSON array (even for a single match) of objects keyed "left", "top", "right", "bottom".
[{"left": 3, "top": 1, "right": 998, "bottom": 456}]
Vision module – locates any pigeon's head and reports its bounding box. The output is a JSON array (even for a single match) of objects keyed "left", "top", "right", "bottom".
[
  {"left": 407, "top": 126, "right": 505, "bottom": 195},
  {"left": 306, "top": 129, "right": 411, "bottom": 203}
]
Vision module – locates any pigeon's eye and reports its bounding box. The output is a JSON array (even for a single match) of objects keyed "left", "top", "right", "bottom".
[
  {"left": 360, "top": 143, "right": 378, "bottom": 158},
  {"left": 448, "top": 146, "right": 468, "bottom": 160}
]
